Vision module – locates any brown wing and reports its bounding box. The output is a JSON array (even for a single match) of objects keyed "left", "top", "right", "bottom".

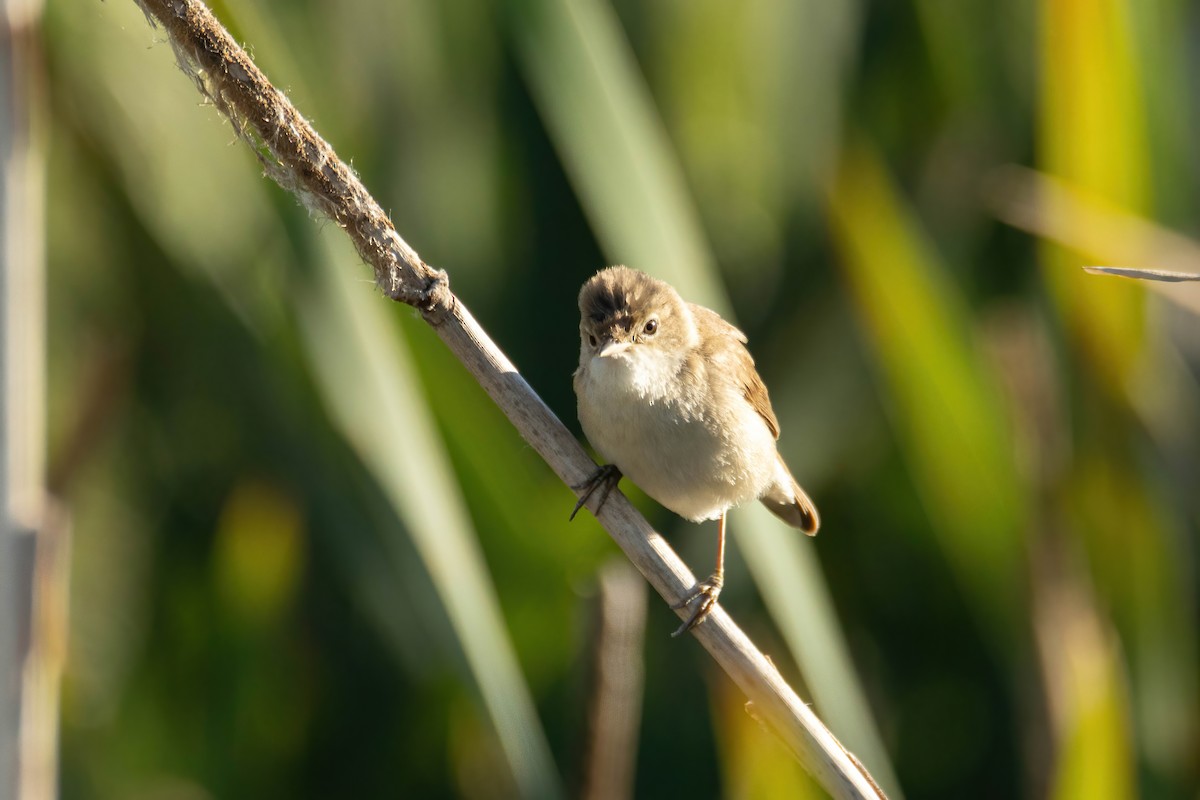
[
  {"left": 741, "top": 358, "right": 780, "bottom": 439},
  {"left": 689, "top": 303, "right": 781, "bottom": 439}
]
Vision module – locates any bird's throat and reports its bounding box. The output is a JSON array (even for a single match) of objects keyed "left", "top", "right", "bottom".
[{"left": 588, "top": 345, "right": 681, "bottom": 403}]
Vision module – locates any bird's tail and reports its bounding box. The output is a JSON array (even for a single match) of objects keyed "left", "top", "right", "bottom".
[{"left": 760, "top": 455, "right": 820, "bottom": 535}]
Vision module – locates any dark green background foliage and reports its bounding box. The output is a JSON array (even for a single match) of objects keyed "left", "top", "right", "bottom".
[{"left": 42, "top": 0, "right": 1198, "bottom": 798}]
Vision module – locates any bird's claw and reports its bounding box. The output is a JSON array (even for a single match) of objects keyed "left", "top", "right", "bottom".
[
  {"left": 670, "top": 573, "right": 724, "bottom": 637},
  {"left": 570, "top": 464, "right": 622, "bottom": 521}
]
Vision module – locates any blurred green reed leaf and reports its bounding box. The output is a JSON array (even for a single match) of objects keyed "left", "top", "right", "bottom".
[
  {"left": 507, "top": 0, "right": 725, "bottom": 312},
  {"left": 507, "top": 0, "right": 899, "bottom": 793},
  {"left": 646, "top": 0, "right": 855, "bottom": 303},
  {"left": 1051, "top": 685, "right": 1135, "bottom": 800},
  {"left": 1038, "top": 0, "right": 1147, "bottom": 396},
  {"left": 1066, "top": 451, "right": 1198, "bottom": 781},
  {"left": 828, "top": 141, "right": 1024, "bottom": 634},
  {"left": 47, "top": 0, "right": 280, "bottom": 326},
  {"left": 1038, "top": 588, "right": 1136, "bottom": 800},
  {"left": 912, "top": 0, "right": 989, "bottom": 104},
  {"left": 294, "top": 228, "right": 563, "bottom": 800}
]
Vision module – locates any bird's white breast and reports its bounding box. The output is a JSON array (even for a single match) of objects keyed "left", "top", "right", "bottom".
[{"left": 576, "top": 347, "right": 778, "bottom": 522}]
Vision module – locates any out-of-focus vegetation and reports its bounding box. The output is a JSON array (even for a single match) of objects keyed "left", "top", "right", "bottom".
[{"left": 39, "top": 0, "right": 1198, "bottom": 797}]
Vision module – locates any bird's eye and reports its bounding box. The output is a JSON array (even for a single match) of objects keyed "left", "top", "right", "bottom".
[
  {"left": 588, "top": 334, "right": 598, "bottom": 347},
  {"left": 643, "top": 318, "right": 659, "bottom": 335}
]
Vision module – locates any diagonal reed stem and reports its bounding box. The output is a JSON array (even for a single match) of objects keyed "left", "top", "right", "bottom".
[{"left": 129, "top": 1, "right": 888, "bottom": 796}]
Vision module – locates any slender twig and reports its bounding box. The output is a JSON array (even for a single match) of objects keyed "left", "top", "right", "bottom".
[
  {"left": 128, "top": 2, "right": 887, "bottom": 796},
  {"left": 1082, "top": 266, "right": 1200, "bottom": 283}
]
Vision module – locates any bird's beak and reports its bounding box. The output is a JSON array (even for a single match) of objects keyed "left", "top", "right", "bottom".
[{"left": 597, "top": 337, "right": 631, "bottom": 358}]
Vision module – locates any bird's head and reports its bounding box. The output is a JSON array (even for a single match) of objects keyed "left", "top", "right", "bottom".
[{"left": 577, "top": 266, "right": 694, "bottom": 364}]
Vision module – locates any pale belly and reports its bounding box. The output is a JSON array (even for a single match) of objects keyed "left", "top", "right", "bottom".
[{"left": 576, "top": 352, "right": 778, "bottom": 522}]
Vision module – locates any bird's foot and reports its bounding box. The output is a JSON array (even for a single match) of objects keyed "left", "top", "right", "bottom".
[
  {"left": 569, "top": 464, "right": 622, "bottom": 521},
  {"left": 670, "top": 572, "right": 724, "bottom": 637}
]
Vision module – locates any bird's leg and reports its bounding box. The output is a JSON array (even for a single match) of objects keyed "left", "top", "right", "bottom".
[
  {"left": 671, "top": 512, "right": 726, "bottom": 637},
  {"left": 569, "top": 464, "right": 623, "bottom": 521}
]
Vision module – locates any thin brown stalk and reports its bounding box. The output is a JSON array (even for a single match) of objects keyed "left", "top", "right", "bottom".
[
  {"left": 129, "top": 2, "right": 887, "bottom": 797},
  {"left": 581, "top": 561, "right": 646, "bottom": 800}
]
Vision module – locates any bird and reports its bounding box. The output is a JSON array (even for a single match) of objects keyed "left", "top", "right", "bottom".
[{"left": 571, "top": 266, "right": 819, "bottom": 636}]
